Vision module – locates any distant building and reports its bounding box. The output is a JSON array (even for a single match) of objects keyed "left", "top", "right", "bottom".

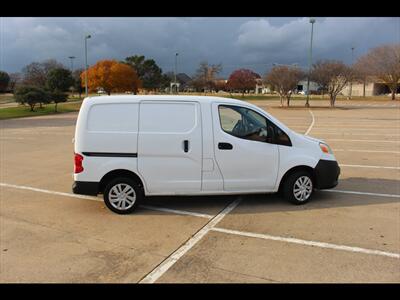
[
  {"left": 255, "top": 79, "right": 320, "bottom": 95},
  {"left": 213, "top": 78, "right": 228, "bottom": 92},
  {"left": 341, "top": 76, "right": 400, "bottom": 97},
  {"left": 255, "top": 78, "right": 271, "bottom": 94},
  {"left": 166, "top": 72, "right": 193, "bottom": 92},
  {"left": 214, "top": 78, "right": 228, "bottom": 86},
  {"left": 296, "top": 80, "right": 319, "bottom": 94}
]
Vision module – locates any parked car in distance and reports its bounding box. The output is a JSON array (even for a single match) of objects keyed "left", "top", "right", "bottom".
[{"left": 73, "top": 95, "right": 340, "bottom": 214}]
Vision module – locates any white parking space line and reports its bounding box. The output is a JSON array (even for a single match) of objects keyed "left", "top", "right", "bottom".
[
  {"left": 139, "top": 198, "right": 242, "bottom": 283},
  {"left": 312, "top": 132, "right": 400, "bottom": 137},
  {"left": 312, "top": 125, "right": 400, "bottom": 129},
  {"left": 327, "top": 139, "right": 400, "bottom": 143},
  {"left": 326, "top": 189, "right": 400, "bottom": 198},
  {"left": 333, "top": 149, "right": 400, "bottom": 154},
  {"left": 312, "top": 129, "right": 400, "bottom": 133},
  {"left": 0, "top": 182, "right": 213, "bottom": 219},
  {"left": 272, "top": 116, "right": 307, "bottom": 119},
  {"left": 0, "top": 183, "right": 101, "bottom": 202},
  {"left": 304, "top": 110, "right": 315, "bottom": 136},
  {"left": 2, "top": 181, "right": 400, "bottom": 281},
  {"left": 140, "top": 205, "right": 213, "bottom": 219},
  {"left": 340, "top": 164, "right": 400, "bottom": 170},
  {"left": 211, "top": 227, "right": 400, "bottom": 259},
  {"left": 0, "top": 137, "right": 37, "bottom": 140}
]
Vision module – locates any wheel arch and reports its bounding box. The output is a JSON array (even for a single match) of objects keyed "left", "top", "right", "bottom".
[
  {"left": 99, "top": 169, "right": 145, "bottom": 194},
  {"left": 278, "top": 165, "right": 316, "bottom": 193}
]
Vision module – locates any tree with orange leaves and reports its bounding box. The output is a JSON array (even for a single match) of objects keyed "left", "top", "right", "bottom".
[{"left": 81, "top": 60, "right": 141, "bottom": 95}]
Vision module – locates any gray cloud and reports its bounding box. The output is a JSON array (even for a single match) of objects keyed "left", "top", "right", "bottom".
[
  {"left": 1, "top": 17, "right": 399, "bottom": 77},
  {"left": 236, "top": 17, "right": 399, "bottom": 68}
]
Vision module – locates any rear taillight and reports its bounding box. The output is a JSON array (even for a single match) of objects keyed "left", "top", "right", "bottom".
[{"left": 74, "top": 153, "right": 84, "bottom": 173}]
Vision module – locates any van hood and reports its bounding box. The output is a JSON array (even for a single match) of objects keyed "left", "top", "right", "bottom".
[{"left": 298, "top": 133, "right": 325, "bottom": 144}]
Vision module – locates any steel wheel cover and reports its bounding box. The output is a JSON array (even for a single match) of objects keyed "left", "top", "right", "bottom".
[{"left": 108, "top": 183, "right": 136, "bottom": 210}]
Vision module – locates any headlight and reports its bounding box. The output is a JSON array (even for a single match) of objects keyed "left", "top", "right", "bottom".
[{"left": 319, "top": 142, "right": 332, "bottom": 154}]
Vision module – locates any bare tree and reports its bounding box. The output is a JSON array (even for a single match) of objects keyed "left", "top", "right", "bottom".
[
  {"left": 355, "top": 44, "right": 400, "bottom": 100},
  {"left": 311, "top": 60, "right": 352, "bottom": 107},
  {"left": 22, "top": 59, "right": 64, "bottom": 87},
  {"left": 265, "top": 66, "right": 304, "bottom": 107},
  {"left": 8, "top": 72, "right": 22, "bottom": 92},
  {"left": 192, "top": 61, "right": 222, "bottom": 93}
]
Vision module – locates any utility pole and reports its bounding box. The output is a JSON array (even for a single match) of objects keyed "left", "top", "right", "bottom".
[
  {"left": 84, "top": 34, "right": 91, "bottom": 98},
  {"left": 349, "top": 47, "right": 355, "bottom": 99},
  {"left": 68, "top": 56, "right": 76, "bottom": 73},
  {"left": 174, "top": 53, "right": 178, "bottom": 94},
  {"left": 68, "top": 56, "right": 76, "bottom": 96},
  {"left": 305, "top": 18, "right": 316, "bottom": 108}
]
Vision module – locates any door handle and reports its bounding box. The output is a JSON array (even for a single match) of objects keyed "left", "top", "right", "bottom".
[
  {"left": 183, "top": 140, "right": 189, "bottom": 152},
  {"left": 218, "top": 142, "right": 233, "bottom": 150}
]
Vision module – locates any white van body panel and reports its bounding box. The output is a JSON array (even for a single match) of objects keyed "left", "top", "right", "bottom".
[
  {"left": 200, "top": 100, "right": 224, "bottom": 192},
  {"left": 77, "top": 156, "right": 140, "bottom": 183},
  {"left": 211, "top": 102, "right": 279, "bottom": 192},
  {"left": 74, "top": 100, "right": 140, "bottom": 183},
  {"left": 138, "top": 101, "right": 203, "bottom": 194},
  {"left": 76, "top": 102, "right": 139, "bottom": 153},
  {"left": 73, "top": 95, "right": 339, "bottom": 196}
]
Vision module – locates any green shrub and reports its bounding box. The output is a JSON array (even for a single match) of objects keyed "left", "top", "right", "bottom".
[
  {"left": 14, "top": 85, "right": 50, "bottom": 111},
  {"left": 48, "top": 90, "right": 68, "bottom": 112}
]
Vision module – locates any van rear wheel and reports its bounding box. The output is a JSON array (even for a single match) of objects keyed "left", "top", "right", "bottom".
[
  {"left": 283, "top": 171, "right": 314, "bottom": 205},
  {"left": 103, "top": 177, "right": 143, "bottom": 214}
]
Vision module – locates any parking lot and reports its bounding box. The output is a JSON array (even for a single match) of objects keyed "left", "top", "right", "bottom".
[{"left": 0, "top": 99, "right": 399, "bottom": 283}]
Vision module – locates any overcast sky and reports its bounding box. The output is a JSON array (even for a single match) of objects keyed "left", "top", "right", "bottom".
[{"left": 1, "top": 17, "right": 399, "bottom": 78}]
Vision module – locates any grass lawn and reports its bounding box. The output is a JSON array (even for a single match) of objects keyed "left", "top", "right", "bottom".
[{"left": 0, "top": 101, "right": 82, "bottom": 120}]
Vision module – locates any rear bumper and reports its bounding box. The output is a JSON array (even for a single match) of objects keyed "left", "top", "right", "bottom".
[
  {"left": 314, "top": 159, "right": 340, "bottom": 189},
  {"left": 72, "top": 181, "right": 99, "bottom": 196}
]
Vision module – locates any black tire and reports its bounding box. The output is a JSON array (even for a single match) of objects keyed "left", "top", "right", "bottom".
[
  {"left": 103, "top": 177, "right": 143, "bottom": 214},
  {"left": 282, "top": 171, "right": 314, "bottom": 205}
]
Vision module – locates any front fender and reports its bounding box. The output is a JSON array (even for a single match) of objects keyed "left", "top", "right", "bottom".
[{"left": 274, "top": 149, "right": 319, "bottom": 190}]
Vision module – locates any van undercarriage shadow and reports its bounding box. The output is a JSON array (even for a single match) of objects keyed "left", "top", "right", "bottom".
[{"left": 139, "top": 177, "right": 399, "bottom": 216}]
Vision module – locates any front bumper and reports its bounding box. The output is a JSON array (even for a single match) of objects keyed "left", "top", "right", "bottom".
[
  {"left": 314, "top": 159, "right": 340, "bottom": 189},
  {"left": 72, "top": 181, "right": 99, "bottom": 196}
]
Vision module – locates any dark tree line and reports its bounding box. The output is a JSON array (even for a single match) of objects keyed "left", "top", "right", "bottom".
[{"left": 3, "top": 43, "right": 398, "bottom": 112}]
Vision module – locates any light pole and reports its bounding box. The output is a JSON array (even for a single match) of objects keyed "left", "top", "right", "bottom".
[
  {"left": 349, "top": 47, "right": 355, "bottom": 99},
  {"left": 305, "top": 18, "right": 316, "bottom": 108},
  {"left": 68, "top": 56, "right": 76, "bottom": 96},
  {"left": 84, "top": 35, "right": 91, "bottom": 98},
  {"left": 174, "top": 52, "right": 178, "bottom": 94},
  {"left": 68, "top": 56, "right": 76, "bottom": 73}
]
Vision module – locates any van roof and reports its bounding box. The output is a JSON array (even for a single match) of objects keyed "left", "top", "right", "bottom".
[
  {"left": 81, "top": 94, "right": 291, "bottom": 135},
  {"left": 84, "top": 95, "right": 246, "bottom": 105}
]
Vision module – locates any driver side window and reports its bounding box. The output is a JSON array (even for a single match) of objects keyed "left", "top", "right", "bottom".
[{"left": 218, "top": 105, "right": 271, "bottom": 143}]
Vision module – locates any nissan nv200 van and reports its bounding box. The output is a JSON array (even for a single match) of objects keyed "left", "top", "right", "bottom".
[{"left": 72, "top": 95, "right": 340, "bottom": 214}]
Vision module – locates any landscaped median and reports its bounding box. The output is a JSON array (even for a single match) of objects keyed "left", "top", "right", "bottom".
[{"left": 0, "top": 100, "right": 82, "bottom": 120}]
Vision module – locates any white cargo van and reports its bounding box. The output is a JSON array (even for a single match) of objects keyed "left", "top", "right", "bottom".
[{"left": 73, "top": 95, "right": 340, "bottom": 214}]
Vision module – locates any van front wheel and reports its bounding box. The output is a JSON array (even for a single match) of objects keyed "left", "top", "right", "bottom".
[
  {"left": 103, "top": 177, "right": 143, "bottom": 214},
  {"left": 283, "top": 171, "right": 314, "bottom": 205}
]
